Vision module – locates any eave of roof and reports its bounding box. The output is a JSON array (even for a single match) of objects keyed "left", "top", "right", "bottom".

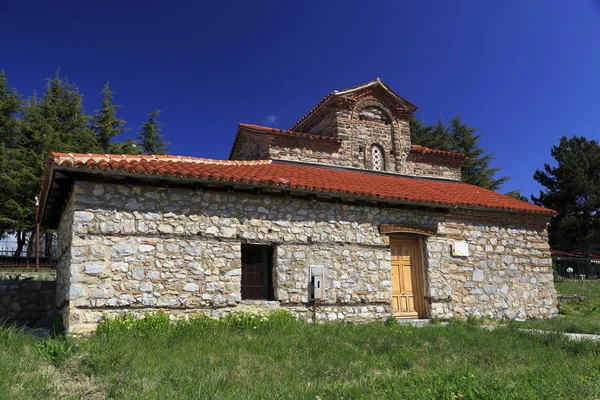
[{"left": 38, "top": 153, "right": 557, "bottom": 227}]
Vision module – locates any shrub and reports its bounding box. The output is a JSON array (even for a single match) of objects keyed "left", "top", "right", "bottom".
[
  {"left": 37, "top": 338, "right": 76, "bottom": 366},
  {"left": 466, "top": 315, "right": 483, "bottom": 326},
  {"left": 96, "top": 309, "right": 299, "bottom": 336},
  {"left": 384, "top": 315, "right": 397, "bottom": 327},
  {"left": 96, "top": 312, "right": 171, "bottom": 337},
  {"left": 221, "top": 309, "right": 298, "bottom": 330},
  {"left": 447, "top": 316, "right": 463, "bottom": 325}
]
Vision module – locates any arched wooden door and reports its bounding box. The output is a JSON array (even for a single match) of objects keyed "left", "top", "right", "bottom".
[{"left": 390, "top": 237, "right": 425, "bottom": 319}]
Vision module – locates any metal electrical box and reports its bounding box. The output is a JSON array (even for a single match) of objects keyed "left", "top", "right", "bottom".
[{"left": 310, "top": 266, "right": 324, "bottom": 300}]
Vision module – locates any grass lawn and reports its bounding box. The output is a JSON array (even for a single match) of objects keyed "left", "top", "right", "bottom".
[
  {"left": 2, "top": 312, "right": 600, "bottom": 399},
  {"left": 512, "top": 281, "right": 600, "bottom": 335}
]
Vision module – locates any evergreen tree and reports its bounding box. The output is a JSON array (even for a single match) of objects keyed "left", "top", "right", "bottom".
[
  {"left": 19, "top": 73, "right": 98, "bottom": 153},
  {"left": 91, "top": 82, "right": 127, "bottom": 153},
  {"left": 505, "top": 190, "right": 529, "bottom": 202},
  {"left": 410, "top": 117, "right": 453, "bottom": 152},
  {"left": 138, "top": 110, "right": 169, "bottom": 154},
  {"left": 0, "top": 71, "right": 21, "bottom": 147},
  {"left": 410, "top": 116, "right": 509, "bottom": 191},
  {"left": 5, "top": 73, "right": 99, "bottom": 252},
  {"left": 533, "top": 136, "right": 600, "bottom": 255},
  {"left": 448, "top": 117, "right": 509, "bottom": 191},
  {"left": 111, "top": 138, "right": 141, "bottom": 155},
  {"left": 0, "top": 71, "right": 23, "bottom": 243}
]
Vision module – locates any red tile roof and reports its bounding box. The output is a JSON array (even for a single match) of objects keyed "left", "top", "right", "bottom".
[
  {"left": 39, "top": 153, "right": 556, "bottom": 218},
  {"left": 410, "top": 145, "right": 467, "bottom": 159},
  {"left": 238, "top": 123, "right": 341, "bottom": 143}
]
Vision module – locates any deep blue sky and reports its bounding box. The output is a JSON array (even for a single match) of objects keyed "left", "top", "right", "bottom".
[{"left": 1, "top": 1, "right": 599, "bottom": 198}]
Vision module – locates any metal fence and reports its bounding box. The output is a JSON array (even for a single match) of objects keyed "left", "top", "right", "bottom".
[
  {"left": 553, "top": 255, "right": 600, "bottom": 282},
  {"left": 0, "top": 249, "right": 57, "bottom": 271}
]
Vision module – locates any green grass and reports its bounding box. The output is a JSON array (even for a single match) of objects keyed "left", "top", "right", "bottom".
[
  {"left": 2, "top": 312, "right": 600, "bottom": 399},
  {"left": 0, "top": 325, "right": 57, "bottom": 399},
  {"left": 513, "top": 281, "right": 600, "bottom": 335}
]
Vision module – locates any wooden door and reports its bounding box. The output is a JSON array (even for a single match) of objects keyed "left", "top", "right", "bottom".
[{"left": 390, "top": 238, "right": 424, "bottom": 319}]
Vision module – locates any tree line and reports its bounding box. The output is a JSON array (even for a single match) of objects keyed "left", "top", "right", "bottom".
[
  {"left": 0, "top": 71, "right": 169, "bottom": 253},
  {"left": 411, "top": 116, "right": 600, "bottom": 256}
]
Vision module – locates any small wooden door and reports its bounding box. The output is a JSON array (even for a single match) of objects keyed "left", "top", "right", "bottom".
[{"left": 390, "top": 238, "right": 424, "bottom": 319}]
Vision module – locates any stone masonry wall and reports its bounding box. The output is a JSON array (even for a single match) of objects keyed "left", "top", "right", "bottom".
[
  {"left": 268, "top": 135, "right": 342, "bottom": 165},
  {"left": 229, "top": 131, "right": 270, "bottom": 160},
  {"left": 403, "top": 158, "right": 462, "bottom": 181},
  {"left": 429, "top": 210, "right": 557, "bottom": 320},
  {"left": 305, "top": 108, "right": 338, "bottom": 137},
  {"left": 58, "top": 181, "right": 557, "bottom": 333},
  {"left": 55, "top": 190, "right": 75, "bottom": 326},
  {"left": 0, "top": 279, "right": 56, "bottom": 327}
]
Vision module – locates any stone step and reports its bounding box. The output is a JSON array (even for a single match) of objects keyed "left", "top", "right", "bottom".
[{"left": 396, "top": 318, "right": 431, "bottom": 327}]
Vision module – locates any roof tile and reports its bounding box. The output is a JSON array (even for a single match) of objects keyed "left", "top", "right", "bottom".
[{"left": 41, "top": 152, "right": 555, "bottom": 216}]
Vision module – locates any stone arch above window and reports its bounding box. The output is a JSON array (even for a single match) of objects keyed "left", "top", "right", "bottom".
[{"left": 354, "top": 99, "right": 393, "bottom": 125}]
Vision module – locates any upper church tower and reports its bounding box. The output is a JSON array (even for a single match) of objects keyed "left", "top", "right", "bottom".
[
  {"left": 230, "top": 78, "right": 465, "bottom": 181},
  {"left": 289, "top": 78, "right": 416, "bottom": 172}
]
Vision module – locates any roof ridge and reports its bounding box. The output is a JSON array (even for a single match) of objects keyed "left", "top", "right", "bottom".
[{"left": 410, "top": 145, "right": 467, "bottom": 158}]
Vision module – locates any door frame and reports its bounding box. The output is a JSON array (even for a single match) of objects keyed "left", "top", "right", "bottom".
[{"left": 389, "top": 235, "right": 427, "bottom": 319}]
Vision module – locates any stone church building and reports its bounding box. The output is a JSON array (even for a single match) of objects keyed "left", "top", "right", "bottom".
[{"left": 38, "top": 78, "right": 558, "bottom": 334}]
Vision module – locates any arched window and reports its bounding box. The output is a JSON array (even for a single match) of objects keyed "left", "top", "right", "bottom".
[{"left": 371, "top": 145, "right": 384, "bottom": 171}]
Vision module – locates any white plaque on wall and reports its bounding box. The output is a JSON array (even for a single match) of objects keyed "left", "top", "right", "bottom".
[{"left": 452, "top": 241, "right": 469, "bottom": 257}]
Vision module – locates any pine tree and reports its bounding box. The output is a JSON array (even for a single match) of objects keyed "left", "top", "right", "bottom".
[
  {"left": 448, "top": 117, "right": 509, "bottom": 191},
  {"left": 5, "top": 73, "right": 99, "bottom": 253},
  {"left": 533, "top": 136, "right": 600, "bottom": 255},
  {"left": 505, "top": 190, "right": 529, "bottom": 202},
  {"left": 0, "top": 71, "right": 28, "bottom": 249},
  {"left": 91, "top": 82, "right": 127, "bottom": 153},
  {"left": 138, "top": 110, "right": 169, "bottom": 154},
  {"left": 410, "top": 117, "right": 453, "bottom": 152},
  {"left": 111, "top": 138, "right": 141, "bottom": 155},
  {"left": 410, "top": 116, "right": 509, "bottom": 191},
  {"left": 0, "top": 71, "right": 21, "bottom": 147}
]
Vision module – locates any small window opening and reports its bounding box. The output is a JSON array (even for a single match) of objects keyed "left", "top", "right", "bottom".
[
  {"left": 372, "top": 145, "right": 384, "bottom": 171},
  {"left": 241, "top": 244, "right": 274, "bottom": 300}
]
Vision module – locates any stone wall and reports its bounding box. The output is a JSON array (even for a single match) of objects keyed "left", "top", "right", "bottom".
[
  {"left": 55, "top": 190, "right": 75, "bottom": 326},
  {"left": 429, "top": 210, "right": 557, "bottom": 320},
  {"left": 57, "top": 181, "right": 557, "bottom": 334},
  {"left": 305, "top": 108, "right": 338, "bottom": 137},
  {"left": 402, "top": 157, "right": 462, "bottom": 181},
  {"left": 268, "top": 135, "right": 342, "bottom": 165},
  {"left": 0, "top": 279, "right": 56, "bottom": 327},
  {"left": 229, "top": 131, "right": 270, "bottom": 160}
]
